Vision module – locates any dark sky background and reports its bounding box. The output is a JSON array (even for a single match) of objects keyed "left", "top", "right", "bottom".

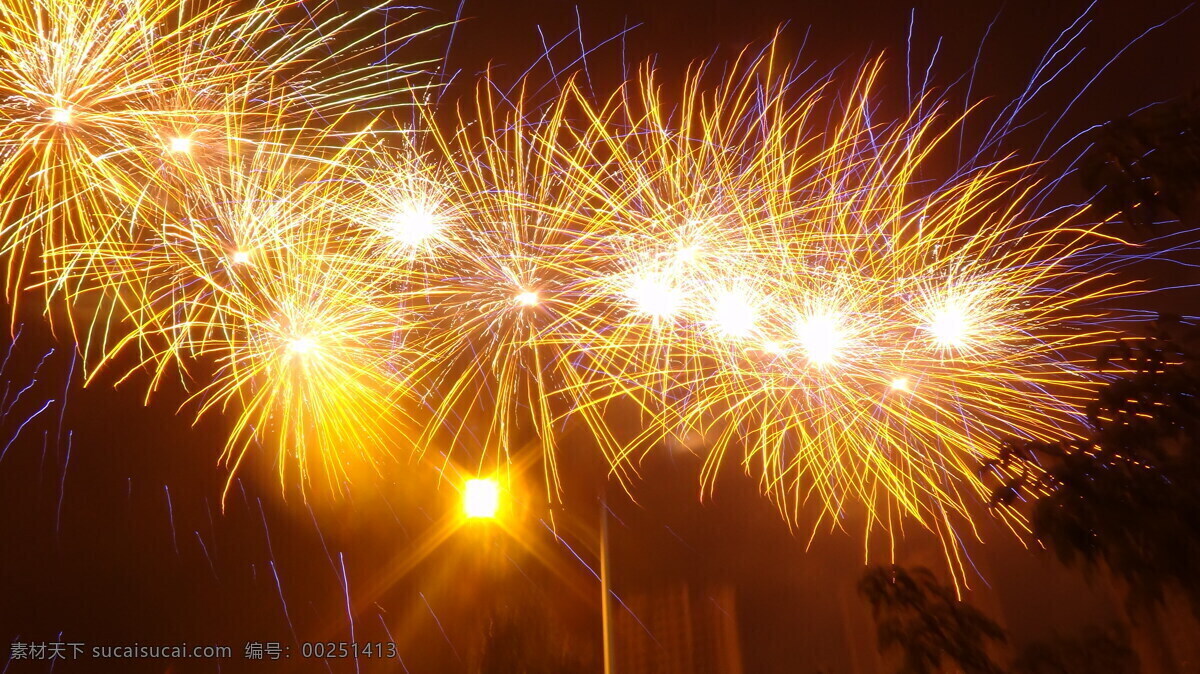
[{"left": 3, "top": 1, "right": 1200, "bottom": 673}]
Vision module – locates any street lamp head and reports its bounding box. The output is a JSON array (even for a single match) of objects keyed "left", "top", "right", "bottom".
[{"left": 463, "top": 478, "right": 500, "bottom": 519}]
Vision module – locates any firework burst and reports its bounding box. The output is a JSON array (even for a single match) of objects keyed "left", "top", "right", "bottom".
[
  {"left": 0, "top": 0, "right": 438, "bottom": 317},
  {"left": 378, "top": 86, "right": 630, "bottom": 499},
  {"left": 55, "top": 120, "right": 423, "bottom": 494},
  {"left": 1, "top": 0, "right": 1159, "bottom": 564},
  {"left": 532, "top": 51, "right": 1141, "bottom": 557}
]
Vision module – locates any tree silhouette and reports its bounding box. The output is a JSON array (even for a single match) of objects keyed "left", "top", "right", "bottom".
[
  {"left": 1012, "top": 624, "right": 1139, "bottom": 674},
  {"left": 858, "top": 565, "right": 1007, "bottom": 674},
  {"left": 985, "top": 317, "right": 1200, "bottom": 618},
  {"left": 1080, "top": 92, "right": 1200, "bottom": 229}
]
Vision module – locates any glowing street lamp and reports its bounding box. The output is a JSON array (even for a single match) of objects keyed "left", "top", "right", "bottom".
[{"left": 463, "top": 478, "right": 500, "bottom": 519}]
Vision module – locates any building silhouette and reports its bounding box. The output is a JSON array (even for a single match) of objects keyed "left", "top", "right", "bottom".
[{"left": 613, "top": 582, "right": 743, "bottom": 674}]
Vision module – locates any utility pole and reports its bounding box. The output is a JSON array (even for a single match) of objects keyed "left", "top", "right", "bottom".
[{"left": 600, "top": 497, "right": 614, "bottom": 674}]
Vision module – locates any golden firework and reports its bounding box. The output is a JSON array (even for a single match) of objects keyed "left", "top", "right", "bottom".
[
  {"left": 9, "top": 3, "right": 1153, "bottom": 569},
  {"left": 537, "top": 52, "right": 1138, "bottom": 568},
  {"left": 54, "top": 118, "right": 421, "bottom": 495},
  {"left": 0, "top": 0, "right": 439, "bottom": 316}
]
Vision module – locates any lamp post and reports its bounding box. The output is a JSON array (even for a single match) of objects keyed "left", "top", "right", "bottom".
[
  {"left": 599, "top": 497, "right": 614, "bottom": 674},
  {"left": 460, "top": 476, "right": 615, "bottom": 673},
  {"left": 463, "top": 477, "right": 500, "bottom": 519}
]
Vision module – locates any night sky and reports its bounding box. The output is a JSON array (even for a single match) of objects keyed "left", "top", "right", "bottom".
[{"left": 2, "top": 1, "right": 1199, "bottom": 672}]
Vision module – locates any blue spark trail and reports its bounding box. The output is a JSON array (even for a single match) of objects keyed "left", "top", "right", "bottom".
[
  {"left": 418, "top": 591, "right": 461, "bottom": 663},
  {"left": 163, "top": 485, "right": 180, "bottom": 555},
  {"left": 268, "top": 560, "right": 299, "bottom": 645},
  {"left": 338, "top": 553, "right": 360, "bottom": 674},
  {"left": 377, "top": 615, "right": 410, "bottom": 673},
  {"left": 54, "top": 431, "right": 71, "bottom": 538},
  {"left": 0, "top": 398, "right": 54, "bottom": 463}
]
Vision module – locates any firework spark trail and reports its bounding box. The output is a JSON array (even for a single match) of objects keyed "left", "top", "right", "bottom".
[
  {"left": 164, "top": 483, "right": 179, "bottom": 555},
  {"left": 376, "top": 615, "right": 411, "bottom": 673},
  {"left": 337, "top": 552, "right": 361, "bottom": 674},
  {"left": 0, "top": 0, "right": 1180, "bottom": 560},
  {"left": 382, "top": 84, "right": 653, "bottom": 500},
  {"left": 50, "top": 118, "right": 426, "bottom": 494},
  {"left": 419, "top": 591, "right": 461, "bottom": 664},
  {"left": 53, "top": 45, "right": 1148, "bottom": 550},
  {"left": 268, "top": 559, "right": 299, "bottom": 646},
  {"left": 0, "top": 326, "right": 61, "bottom": 464},
  {"left": 54, "top": 430, "right": 70, "bottom": 536},
  {"left": 0, "top": 0, "right": 441, "bottom": 322},
  {"left": 493, "top": 47, "right": 1154, "bottom": 559},
  {"left": 194, "top": 530, "right": 219, "bottom": 581}
]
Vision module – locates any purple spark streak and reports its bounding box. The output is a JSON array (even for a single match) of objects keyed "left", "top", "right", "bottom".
[
  {"left": 164, "top": 485, "right": 179, "bottom": 556},
  {"left": 268, "top": 560, "right": 299, "bottom": 645},
  {"left": 376, "top": 615, "right": 410, "bottom": 673},
  {"left": 195, "top": 530, "right": 219, "bottom": 582},
  {"left": 0, "top": 398, "right": 54, "bottom": 462},
  {"left": 418, "top": 591, "right": 461, "bottom": 664},
  {"left": 55, "top": 431, "right": 71, "bottom": 537},
  {"left": 337, "top": 553, "right": 360, "bottom": 674},
  {"left": 306, "top": 500, "right": 340, "bottom": 576}
]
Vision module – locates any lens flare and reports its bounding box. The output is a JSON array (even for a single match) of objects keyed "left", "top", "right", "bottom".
[{"left": 463, "top": 478, "right": 500, "bottom": 519}]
